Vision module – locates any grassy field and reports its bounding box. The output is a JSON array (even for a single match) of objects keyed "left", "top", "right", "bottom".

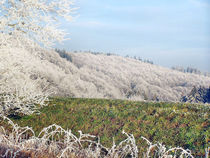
[{"left": 1, "top": 98, "right": 209, "bottom": 157}]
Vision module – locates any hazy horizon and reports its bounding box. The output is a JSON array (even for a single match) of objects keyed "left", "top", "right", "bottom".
[{"left": 56, "top": 0, "right": 210, "bottom": 72}]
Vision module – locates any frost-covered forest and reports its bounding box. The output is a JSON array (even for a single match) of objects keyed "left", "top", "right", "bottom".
[{"left": 2, "top": 47, "right": 209, "bottom": 103}]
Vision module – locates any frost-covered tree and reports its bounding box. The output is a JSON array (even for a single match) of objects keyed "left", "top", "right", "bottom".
[
  {"left": 0, "top": 48, "right": 54, "bottom": 116},
  {"left": 0, "top": 0, "right": 76, "bottom": 115},
  {"left": 0, "top": 0, "right": 75, "bottom": 48}
]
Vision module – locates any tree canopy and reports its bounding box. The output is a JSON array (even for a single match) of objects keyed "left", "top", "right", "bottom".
[{"left": 0, "top": 0, "right": 76, "bottom": 48}]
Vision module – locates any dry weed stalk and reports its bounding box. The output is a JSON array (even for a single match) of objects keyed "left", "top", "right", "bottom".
[
  {"left": 0, "top": 116, "right": 138, "bottom": 158},
  {"left": 141, "top": 136, "right": 194, "bottom": 158},
  {"left": 0, "top": 115, "right": 201, "bottom": 158}
]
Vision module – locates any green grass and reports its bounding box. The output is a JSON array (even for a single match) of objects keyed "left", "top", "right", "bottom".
[{"left": 1, "top": 98, "right": 209, "bottom": 157}]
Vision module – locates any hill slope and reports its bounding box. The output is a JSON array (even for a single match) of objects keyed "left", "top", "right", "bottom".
[
  {"left": 1, "top": 47, "right": 210, "bottom": 102},
  {"left": 181, "top": 86, "right": 210, "bottom": 103}
]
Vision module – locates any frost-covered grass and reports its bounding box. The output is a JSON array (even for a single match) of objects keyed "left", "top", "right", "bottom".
[
  {"left": 0, "top": 98, "right": 209, "bottom": 157},
  {"left": 0, "top": 115, "right": 139, "bottom": 158},
  {"left": 0, "top": 115, "right": 196, "bottom": 158}
]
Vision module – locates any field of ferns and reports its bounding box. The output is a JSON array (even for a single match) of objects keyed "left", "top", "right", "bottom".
[{"left": 0, "top": 98, "right": 209, "bottom": 158}]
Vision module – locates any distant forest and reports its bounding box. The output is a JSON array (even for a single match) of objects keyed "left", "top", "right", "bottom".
[{"left": 55, "top": 48, "right": 210, "bottom": 77}]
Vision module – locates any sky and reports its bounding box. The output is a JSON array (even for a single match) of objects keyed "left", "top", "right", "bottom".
[{"left": 57, "top": 0, "right": 210, "bottom": 72}]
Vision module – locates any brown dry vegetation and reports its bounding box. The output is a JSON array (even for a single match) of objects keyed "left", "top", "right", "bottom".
[{"left": 0, "top": 144, "right": 90, "bottom": 158}]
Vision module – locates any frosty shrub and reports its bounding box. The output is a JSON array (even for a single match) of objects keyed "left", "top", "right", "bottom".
[
  {"left": 0, "top": 46, "right": 53, "bottom": 116},
  {"left": 141, "top": 136, "right": 194, "bottom": 158},
  {"left": 0, "top": 116, "right": 198, "bottom": 158},
  {"left": 0, "top": 116, "right": 138, "bottom": 158}
]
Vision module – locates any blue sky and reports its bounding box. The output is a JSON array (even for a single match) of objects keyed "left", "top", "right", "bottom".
[{"left": 57, "top": 0, "right": 210, "bottom": 72}]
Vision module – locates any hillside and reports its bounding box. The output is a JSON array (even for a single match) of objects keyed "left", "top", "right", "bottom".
[
  {"left": 1, "top": 98, "right": 209, "bottom": 157},
  {"left": 181, "top": 86, "right": 210, "bottom": 103},
  {"left": 1, "top": 47, "right": 210, "bottom": 102}
]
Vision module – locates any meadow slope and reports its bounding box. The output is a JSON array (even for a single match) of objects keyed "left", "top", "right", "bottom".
[{"left": 1, "top": 98, "right": 208, "bottom": 157}]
